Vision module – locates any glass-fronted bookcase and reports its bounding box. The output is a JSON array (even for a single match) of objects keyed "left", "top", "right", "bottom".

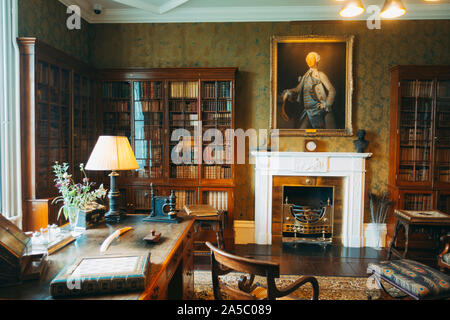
[
  {"left": 388, "top": 65, "right": 450, "bottom": 217},
  {"left": 99, "top": 69, "right": 237, "bottom": 249}
]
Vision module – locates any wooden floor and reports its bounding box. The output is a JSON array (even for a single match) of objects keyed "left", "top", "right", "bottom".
[{"left": 195, "top": 242, "right": 388, "bottom": 277}]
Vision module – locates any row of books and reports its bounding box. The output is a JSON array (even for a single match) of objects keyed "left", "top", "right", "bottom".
[
  {"left": 437, "top": 167, "right": 450, "bottom": 182},
  {"left": 436, "top": 149, "right": 450, "bottom": 163},
  {"left": 135, "top": 112, "right": 163, "bottom": 126},
  {"left": 202, "top": 82, "right": 231, "bottom": 99},
  {"left": 203, "top": 147, "right": 232, "bottom": 164},
  {"left": 399, "top": 167, "right": 430, "bottom": 182},
  {"left": 404, "top": 194, "right": 432, "bottom": 211},
  {"left": 102, "top": 82, "right": 130, "bottom": 99},
  {"left": 134, "top": 82, "right": 163, "bottom": 100},
  {"left": 400, "top": 128, "right": 432, "bottom": 145},
  {"left": 400, "top": 147, "right": 431, "bottom": 161},
  {"left": 400, "top": 112, "right": 432, "bottom": 125},
  {"left": 202, "top": 100, "right": 232, "bottom": 112},
  {"left": 104, "top": 101, "right": 130, "bottom": 112},
  {"left": 169, "top": 100, "right": 197, "bottom": 112},
  {"left": 135, "top": 141, "right": 162, "bottom": 159},
  {"left": 401, "top": 80, "right": 434, "bottom": 98},
  {"left": 203, "top": 113, "right": 232, "bottom": 123},
  {"left": 437, "top": 81, "right": 450, "bottom": 98},
  {"left": 135, "top": 127, "right": 162, "bottom": 142},
  {"left": 438, "top": 112, "right": 450, "bottom": 127},
  {"left": 203, "top": 165, "right": 232, "bottom": 179},
  {"left": 135, "top": 101, "right": 163, "bottom": 113},
  {"left": 401, "top": 100, "right": 432, "bottom": 113},
  {"left": 171, "top": 165, "right": 199, "bottom": 179},
  {"left": 205, "top": 191, "right": 228, "bottom": 211},
  {"left": 171, "top": 114, "right": 198, "bottom": 127},
  {"left": 170, "top": 81, "right": 198, "bottom": 99},
  {"left": 135, "top": 167, "right": 164, "bottom": 179},
  {"left": 173, "top": 190, "right": 196, "bottom": 210},
  {"left": 104, "top": 112, "right": 130, "bottom": 123},
  {"left": 202, "top": 82, "right": 217, "bottom": 99}
]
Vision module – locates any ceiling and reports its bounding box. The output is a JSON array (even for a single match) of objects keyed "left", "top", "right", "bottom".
[{"left": 59, "top": 0, "right": 450, "bottom": 23}]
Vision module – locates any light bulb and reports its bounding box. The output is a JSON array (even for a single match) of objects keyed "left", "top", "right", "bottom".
[
  {"left": 380, "top": 0, "right": 407, "bottom": 18},
  {"left": 339, "top": 0, "right": 365, "bottom": 18}
]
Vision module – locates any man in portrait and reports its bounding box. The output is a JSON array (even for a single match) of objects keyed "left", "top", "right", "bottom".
[{"left": 280, "top": 52, "right": 336, "bottom": 129}]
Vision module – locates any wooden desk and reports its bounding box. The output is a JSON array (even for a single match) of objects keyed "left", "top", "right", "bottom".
[
  {"left": 388, "top": 210, "right": 450, "bottom": 266},
  {"left": 0, "top": 215, "right": 195, "bottom": 300}
]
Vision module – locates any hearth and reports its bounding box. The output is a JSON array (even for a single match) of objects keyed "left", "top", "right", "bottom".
[{"left": 282, "top": 186, "right": 334, "bottom": 244}]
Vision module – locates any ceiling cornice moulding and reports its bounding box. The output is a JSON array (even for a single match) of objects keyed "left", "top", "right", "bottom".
[{"left": 58, "top": 1, "right": 450, "bottom": 24}]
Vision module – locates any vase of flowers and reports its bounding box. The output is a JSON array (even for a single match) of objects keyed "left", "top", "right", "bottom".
[{"left": 52, "top": 162, "right": 107, "bottom": 235}]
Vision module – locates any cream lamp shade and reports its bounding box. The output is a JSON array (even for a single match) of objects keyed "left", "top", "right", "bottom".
[{"left": 85, "top": 136, "right": 139, "bottom": 171}]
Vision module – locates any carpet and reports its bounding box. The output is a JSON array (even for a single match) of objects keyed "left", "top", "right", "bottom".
[{"left": 194, "top": 271, "right": 387, "bottom": 300}]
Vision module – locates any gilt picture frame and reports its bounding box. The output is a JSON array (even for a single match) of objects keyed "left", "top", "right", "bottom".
[{"left": 270, "top": 35, "right": 354, "bottom": 137}]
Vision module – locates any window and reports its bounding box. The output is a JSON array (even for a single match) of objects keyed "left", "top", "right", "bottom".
[{"left": 0, "top": 0, "right": 22, "bottom": 226}]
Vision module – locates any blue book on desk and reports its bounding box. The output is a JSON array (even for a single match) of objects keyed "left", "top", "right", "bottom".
[{"left": 50, "top": 253, "right": 150, "bottom": 298}]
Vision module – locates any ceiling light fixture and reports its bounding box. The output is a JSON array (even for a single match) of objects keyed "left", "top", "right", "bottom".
[
  {"left": 339, "top": 0, "right": 365, "bottom": 17},
  {"left": 380, "top": 0, "right": 407, "bottom": 18}
]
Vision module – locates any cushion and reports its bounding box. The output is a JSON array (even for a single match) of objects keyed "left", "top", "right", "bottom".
[{"left": 368, "top": 259, "right": 450, "bottom": 299}]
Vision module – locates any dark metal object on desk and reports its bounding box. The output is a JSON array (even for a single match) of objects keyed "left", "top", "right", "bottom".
[
  {"left": 143, "top": 185, "right": 182, "bottom": 223},
  {"left": 105, "top": 171, "right": 124, "bottom": 223}
]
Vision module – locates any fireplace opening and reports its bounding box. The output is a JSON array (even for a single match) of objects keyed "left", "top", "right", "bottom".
[{"left": 282, "top": 186, "right": 334, "bottom": 244}]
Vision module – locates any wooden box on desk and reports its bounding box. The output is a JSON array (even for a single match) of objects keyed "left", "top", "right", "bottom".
[
  {"left": 0, "top": 215, "right": 46, "bottom": 287},
  {"left": 77, "top": 202, "right": 107, "bottom": 230}
]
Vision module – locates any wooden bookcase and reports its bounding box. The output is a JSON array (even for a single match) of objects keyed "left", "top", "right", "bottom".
[
  {"left": 98, "top": 68, "right": 237, "bottom": 249},
  {"left": 387, "top": 65, "right": 450, "bottom": 242},
  {"left": 18, "top": 38, "right": 237, "bottom": 248},
  {"left": 18, "top": 38, "right": 99, "bottom": 231}
]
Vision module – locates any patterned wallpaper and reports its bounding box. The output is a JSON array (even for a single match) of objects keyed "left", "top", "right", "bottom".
[
  {"left": 18, "top": 3, "right": 450, "bottom": 221},
  {"left": 18, "top": 0, "right": 93, "bottom": 64}
]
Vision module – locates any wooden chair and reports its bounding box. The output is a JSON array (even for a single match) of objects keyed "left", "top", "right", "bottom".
[
  {"left": 438, "top": 235, "right": 450, "bottom": 273},
  {"left": 205, "top": 242, "right": 319, "bottom": 300}
]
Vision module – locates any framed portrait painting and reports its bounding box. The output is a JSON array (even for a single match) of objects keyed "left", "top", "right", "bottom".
[{"left": 271, "top": 35, "right": 354, "bottom": 136}]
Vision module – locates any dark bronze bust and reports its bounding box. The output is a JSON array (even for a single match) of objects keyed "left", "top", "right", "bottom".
[{"left": 354, "top": 129, "right": 369, "bottom": 153}]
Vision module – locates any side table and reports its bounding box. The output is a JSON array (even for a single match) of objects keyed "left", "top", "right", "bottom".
[{"left": 387, "top": 210, "right": 450, "bottom": 266}]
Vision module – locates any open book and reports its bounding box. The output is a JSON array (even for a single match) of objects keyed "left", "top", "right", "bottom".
[{"left": 184, "top": 204, "right": 218, "bottom": 217}]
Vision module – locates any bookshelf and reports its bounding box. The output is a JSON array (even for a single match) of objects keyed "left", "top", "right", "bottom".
[
  {"left": 388, "top": 65, "right": 450, "bottom": 243},
  {"left": 99, "top": 68, "right": 237, "bottom": 249},
  {"left": 201, "top": 81, "right": 233, "bottom": 183},
  {"left": 168, "top": 80, "right": 200, "bottom": 181},
  {"left": 18, "top": 38, "right": 98, "bottom": 231},
  {"left": 133, "top": 81, "right": 164, "bottom": 180}
]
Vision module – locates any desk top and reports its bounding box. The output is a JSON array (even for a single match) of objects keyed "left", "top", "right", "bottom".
[
  {"left": 395, "top": 210, "right": 450, "bottom": 225},
  {"left": 0, "top": 215, "right": 194, "bottom": 300}
]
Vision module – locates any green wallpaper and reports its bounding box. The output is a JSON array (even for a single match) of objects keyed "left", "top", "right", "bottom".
[
  {"left": 90, "top": 21, "right": 450, "bottom": 220},
  {"left": 18, "top": 3, "right": 450, "bottom": 221},
  {"left": 18, "top": 0, "right": 93, "bottom": 64}
]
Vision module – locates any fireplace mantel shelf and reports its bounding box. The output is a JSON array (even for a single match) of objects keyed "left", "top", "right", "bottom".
[
  {"left": 252, "top": 151, "right": 372, "bottom": 158},
  {"left": 253, "top": 151, "right": 372, "bottom": 247}
]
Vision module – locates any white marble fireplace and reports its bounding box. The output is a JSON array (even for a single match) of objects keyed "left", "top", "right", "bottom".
[{"left": 253, "top": 152, "right": 372, "bottom": 248}]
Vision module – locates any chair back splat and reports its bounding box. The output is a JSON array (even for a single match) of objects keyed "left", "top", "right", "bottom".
[{"left": 205, "top": 242, "right": 319, "bottom": 300}]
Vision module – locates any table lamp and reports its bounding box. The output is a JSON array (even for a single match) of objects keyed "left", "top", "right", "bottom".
[{"left": 85, "top": 136, "right": 139, "bottom": 223}]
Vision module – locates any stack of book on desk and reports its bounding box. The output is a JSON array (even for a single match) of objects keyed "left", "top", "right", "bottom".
[{"left": 184, "top": 204, "right": 218, "bottom": 217}]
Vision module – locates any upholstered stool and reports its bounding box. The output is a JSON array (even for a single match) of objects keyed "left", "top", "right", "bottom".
[{"left": 367, "top": 259, "right": 450, "bottom": 300}]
